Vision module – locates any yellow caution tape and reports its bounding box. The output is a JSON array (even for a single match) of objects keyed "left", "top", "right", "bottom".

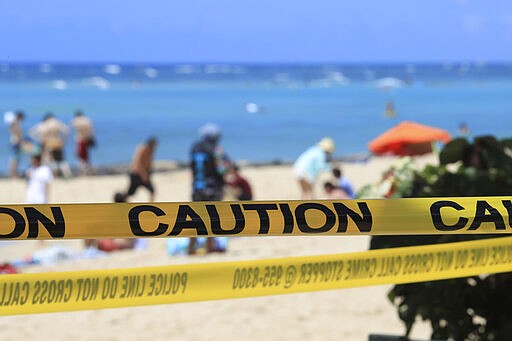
[
  {"left": 0, "top": 197, "right": 511, "bottom": 239},
  {"left": 2, "top": 236, "right": 512, "bottom": 315}
]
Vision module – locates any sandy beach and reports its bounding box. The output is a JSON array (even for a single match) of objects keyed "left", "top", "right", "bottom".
[{"left": 0, "top": 155, "right": 437, "bottom": 341}]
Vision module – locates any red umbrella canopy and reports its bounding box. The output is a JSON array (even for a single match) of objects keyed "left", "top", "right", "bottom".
[{"left": 368, "top": 121, "right": 452, "bottom": 156}]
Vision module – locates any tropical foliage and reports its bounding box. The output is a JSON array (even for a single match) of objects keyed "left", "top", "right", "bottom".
[{"left": 365, "top": 136, "right": 512, "bottom": 340}]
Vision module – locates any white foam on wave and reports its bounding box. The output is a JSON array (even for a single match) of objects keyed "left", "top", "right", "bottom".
[
  {"left": 328, "top": 71, "right": 350, "bottom": 85},
  {"left": 245, "top": 102, "right": 260, "bottom": 114},
  {"left": 144, "top": 67, "right": 158, "bottom": 78},
  {"left": 52, "top": 80, "right": 68, "bottom": 90},
  {"left": 204, "top": 64, "right": 232, "bottom": 74},
  {"left": 174, "top": 65, "right": 197, "bottom": 74},
  {"left": 375, "top": 77, "right": 404, "bottom": 90},
  {"left": 104, "top": 64, "right": 121, "bottom": 75},
  {"left": 39, "top": 64, "right": 53, "bottom": 73},
  {"left": 84, "top": 77, "right": 110, "bottom": 90},
  {"left": 308, "top": 72, "right": 350, "bottom": 88}
]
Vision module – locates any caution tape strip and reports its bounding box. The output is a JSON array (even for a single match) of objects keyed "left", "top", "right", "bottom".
[
  {"left": 1, "top": 196, "right": 512, "bottom": 239},
  {"left": 2, "top": 236, "right": 512, "bottom": 315}
]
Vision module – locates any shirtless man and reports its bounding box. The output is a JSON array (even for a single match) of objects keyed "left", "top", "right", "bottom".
[
  {"left": 125, "top": 137, "right": 157, "bottom": 202},
  {"left": 71, "top": 110, "right": 95, "bottom": 175},
  {"left": 29, "top": 113, "right": 72, "bottom": 178}
]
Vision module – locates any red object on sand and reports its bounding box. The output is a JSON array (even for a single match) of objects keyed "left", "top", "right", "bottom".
[
  {"left": 0, "top": 263, "right": 17, "bottom": 274},
  {"left": 368, "top": 121, "right": 452, "bottom": 156}
]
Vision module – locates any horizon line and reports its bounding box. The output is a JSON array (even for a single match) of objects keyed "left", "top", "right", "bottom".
[{"left": 1, "top": 59, "right": 510, "bottom": 66}]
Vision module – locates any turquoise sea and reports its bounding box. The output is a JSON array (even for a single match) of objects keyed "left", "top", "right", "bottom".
[{"left": 1, "top": 63, "right": 512, "bottom": 174}]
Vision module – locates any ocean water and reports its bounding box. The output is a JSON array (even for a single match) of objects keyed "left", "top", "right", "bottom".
[{"left": 1, "top": 63, "right": 512, "bottom": 174}]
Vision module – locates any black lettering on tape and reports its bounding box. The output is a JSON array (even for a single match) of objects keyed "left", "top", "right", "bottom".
[
  {"left": 377, "top": 256, "right": 402, "bottom": 278},
  {"left": 242, "top": 204, "right": 278, "bottom": 234},
  {"left": 279, "top": 203, "right": 294, "bottom": 234},
  {"left": 333, "top": 202, "right": 372, "bottom": 233},
  {"left": 435, "top": 251, "right": 454, "bottom": 271},
  {"left": 0, "top": 207, "right": 26, "bottom": 238},
  {"left": 502, "top": 200, "right": 512, "bottom": 227},
  {"left": 207, "top": 204, "right": 245, "bottom": 235},
  {"left": 455, "top": 249, "right": 469, "bottom": 269},
  {"left": 295, "top": 203, "right": 335, "bottom": 233},
  {"left": 0, "top": 282, "right": 29, "bottom": 306},
  {"left": 468, "top": 200, "right": 506, "bottom": 230},
  {"left": 169, "top": 205, "right": 208, "bottom": 236},
  {"left": 76, "top": 278, "right": 100, "bottom": 302},
  {"left": 102, "top": 276, "right": 119, "bottom": 300},
  {"left": 430, "top": 200, "right": 469, "bottom": 231},
  {"left": 120, "top": 275, "right": 146, "bottom": 298},
  {"left": 129, "top": 205, "right": 169, "bottom": 236},
  {"left": 25, "top": 207, "right": 65, "bottom": 238},
  {"left": 469, "top": 247, "right": 490, "bottom": 268}
]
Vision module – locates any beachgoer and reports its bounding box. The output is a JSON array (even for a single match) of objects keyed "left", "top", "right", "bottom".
[
  {"left": 26, "top": 154, "right": 53, "bottom": 204},
  {"left": 125, "top": 137, "right": 157, "bottom": 202},
  {"left": 71, "top": 110, "right": 96, "bottom": 175},
  {"left": 7, "top": 111, "right": 25, "bottom": 178},
  {"left": 29, "top": 113, "right": 72, "bottom": 178},
  {"left": 189, "top": 123, "right": 230, "bottom": 254},
  {"left": 458, "top": 122, "right": 470, "bottom": 137},
  {"left": 323, "top": 181, "right": 349, "bottom": 199},
  {"left": 293, "top": 137, "right": 335, "bottom": 199},
  {"left": 225, "top": 164, "right": 253, "bottom": 200},
  {"left": 385, "top": 100, "right": 396, "bottom": 118},
  {"left": 332, "top": 167, "right": 356, "bottom": 199}
]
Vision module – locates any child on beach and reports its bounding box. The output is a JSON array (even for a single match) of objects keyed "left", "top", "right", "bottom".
[
  {"left": 26, "top": 154, "right": 53, "bottom": 204},
  {"left": 332, "top": 167, "right": 355, "bottom": 199},
  {"left": 323, "top": 181, "right": 350, "bottom": 199},
  {"left": 225, "top": 164, "right": 253, "bottom": 201}
]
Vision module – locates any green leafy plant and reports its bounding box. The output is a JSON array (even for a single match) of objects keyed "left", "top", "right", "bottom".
[{"left": 368, "top": 136, "right": 512, "bottom": 341}]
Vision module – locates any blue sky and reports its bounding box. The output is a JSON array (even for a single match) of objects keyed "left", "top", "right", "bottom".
[{"left": 1, "top": 0, "right": 511, "bottom": 63}]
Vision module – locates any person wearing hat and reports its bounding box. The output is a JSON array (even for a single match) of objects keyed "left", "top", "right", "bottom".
[
  {"left": 293, "top": 137, "right": 335, "bottom": 199},
  {"left": 189, "top": 123, "right": 230, "bottom": 254}
]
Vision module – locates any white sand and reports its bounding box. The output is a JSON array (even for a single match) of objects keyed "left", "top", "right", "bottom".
[{"left": 0, "top": 155, "right": 437, "bottom": 340}]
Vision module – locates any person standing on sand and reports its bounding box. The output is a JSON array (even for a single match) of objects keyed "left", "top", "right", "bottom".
[
  {"left": 189, "top": 123, "right": 230, "bottom": 254},
  {"left": 71, "top": 110, "right": 96, "bottom": 176},
  {"left": 293, "top": 137, "right": 335, "bottom": 199},
  {"left": 125, "top": 137, "right": 157, "bottom": 202},
  {"left": 29, "top": 113, "right": 72, "bottom": 178},
  {"left": 26, "top": 154, "right": 53, "bottom": 204},
  {"left": 6, "top": 111, "right": 25, "bottom": 178}
]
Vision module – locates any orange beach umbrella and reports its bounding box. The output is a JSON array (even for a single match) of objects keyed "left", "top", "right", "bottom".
[{"left": 368, "top": 121, "right": 451, "bottom": 156}]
